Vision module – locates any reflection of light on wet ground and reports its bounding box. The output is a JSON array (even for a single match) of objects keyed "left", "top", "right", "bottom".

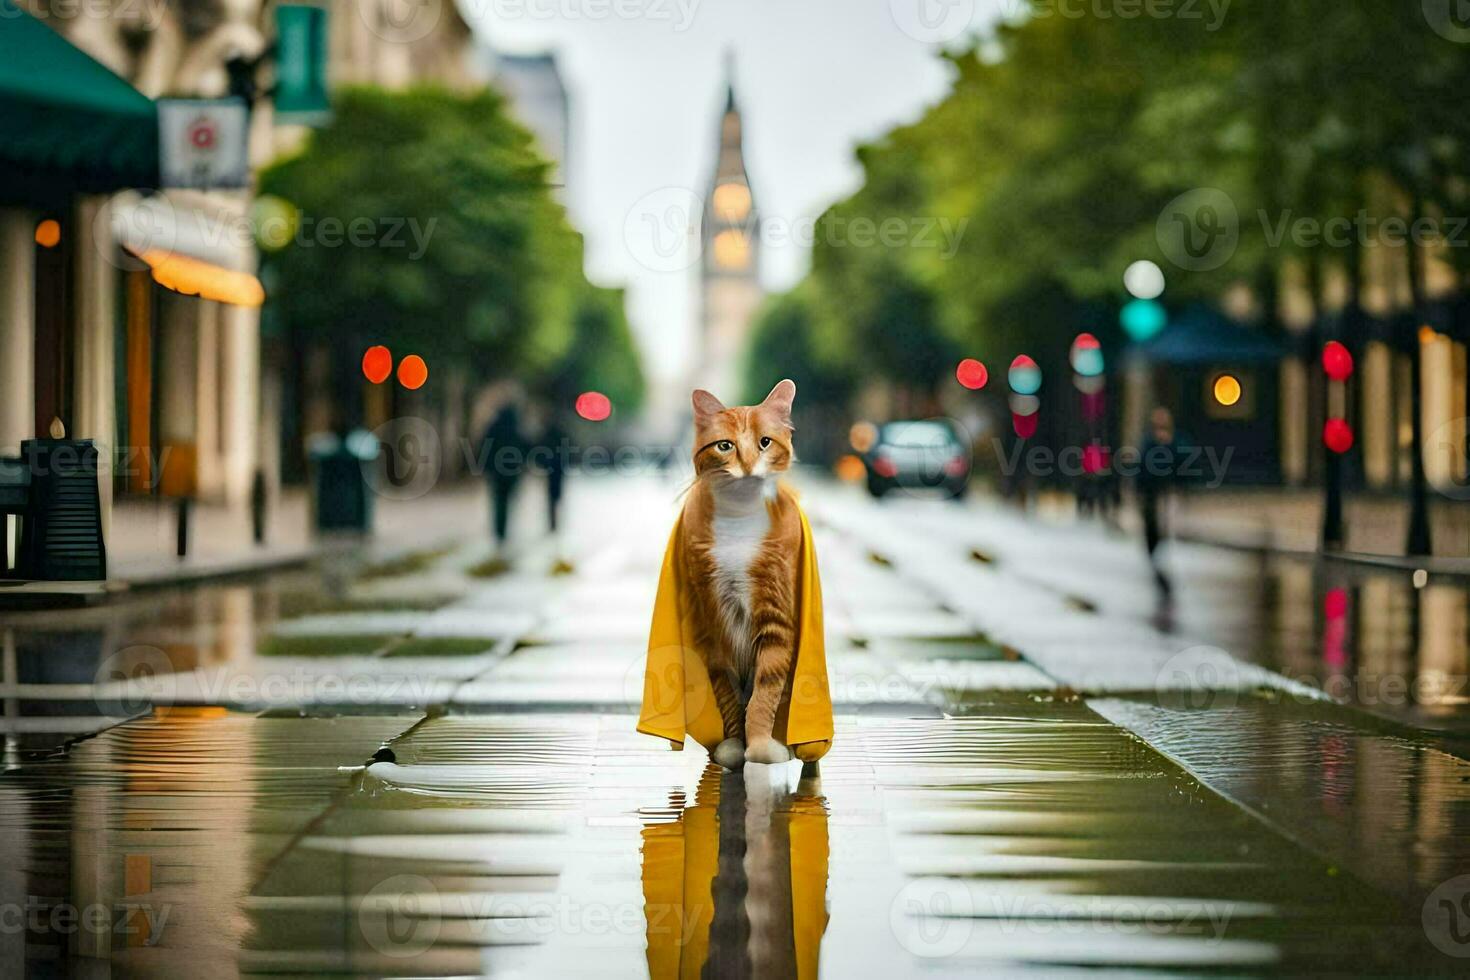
[{"left": 4, "top": 697, "right": 1458, "bottom": 976}]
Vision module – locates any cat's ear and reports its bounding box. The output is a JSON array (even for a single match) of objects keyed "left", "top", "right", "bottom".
[
  {"left": 691, "top": 389, "right": 726, "bottom": 421},
  {"left": 762, "top": 379, "right": 796, "bottom": 421}
]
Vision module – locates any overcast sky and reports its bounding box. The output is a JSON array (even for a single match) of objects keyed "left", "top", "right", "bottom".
[{"left": 461, "top": 0, "right": 1007, "bottom": 383}]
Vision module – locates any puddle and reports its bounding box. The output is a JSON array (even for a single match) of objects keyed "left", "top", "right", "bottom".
[
  {"left": 1188, "top": 559, "right": 1470, "bottom": 736},
  {"left": 1092, "top": 694, "right": 1470, "bottom": 910},
  {"left": 0, "top": 700, "right": 1460, "bottom": 976}
]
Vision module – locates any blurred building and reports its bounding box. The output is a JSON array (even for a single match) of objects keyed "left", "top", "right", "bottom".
[
  {"left": 1, "top": 0, "right": 481, "bottom": 573},
  {"left": 484, "top": 49, "right": 570, "bottom": 196},
  {"left": 696, "top": 69, "right": 762, "bottom": 403}
]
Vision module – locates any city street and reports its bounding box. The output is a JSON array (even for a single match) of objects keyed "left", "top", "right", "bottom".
[{"left": 3, "top": 475, "right": 1468, "bottom": 975}]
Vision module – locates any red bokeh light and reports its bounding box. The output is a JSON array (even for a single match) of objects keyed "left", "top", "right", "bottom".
[
  {"left": 1323, "top": 418, "right": 1354, "bottom": 454},
  {"left": 396, "top": 354, "right": 428, "bottom": 390},
  {"left": 576, "top": 391, "right": 612, "bottom": 422},
  {"left": 1324, "top": 587, "right": 1349, "bottom": 620},
  {"left": 956, "top": 358, "right": 988, "bottom": 390},
  {"left": 1012, "top": 412, "right": 1038, "bottom": 438},
  {"left": 1322, "top": 341, "right": 1353, "bottom": 381},
  {"left": 362, "top": 345, "right": 392, "bottom": 384},
  {"left": 1082, "top": 443, "right": 1110, "bottom": 474}
]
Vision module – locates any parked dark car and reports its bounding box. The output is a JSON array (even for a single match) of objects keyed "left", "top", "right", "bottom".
[{"left": 864, "top": 420, "right": 970, "bottom": 499}]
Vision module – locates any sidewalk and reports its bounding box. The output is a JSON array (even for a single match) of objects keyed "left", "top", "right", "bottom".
[
  {"left": 1157, "top": 487, "right": 1470, "bottom": 569},
  {"left": 108, "top": 481, "right": 501, "bottom": 588},
  {"left": 5, "top": 473, "right": 1467, "bottom": 975}
]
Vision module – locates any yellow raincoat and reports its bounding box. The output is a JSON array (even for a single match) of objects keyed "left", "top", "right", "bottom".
[{"left": 637, "top": 499, "right": 833, "bottom": 762}]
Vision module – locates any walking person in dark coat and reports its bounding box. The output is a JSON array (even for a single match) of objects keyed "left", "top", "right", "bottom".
[
  {"left": 1135, "top": 406, "right": 1179, "bottom": 601},
  {"left": 481, "top": 399, "right": 528, "bottom": 555}
]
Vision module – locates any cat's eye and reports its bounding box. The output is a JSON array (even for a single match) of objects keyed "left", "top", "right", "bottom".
[
  {"left": 759, "top": 436, "right": 772, "bottom": 450},
  {"left": 715, "top": 440, "right": 734, "bottom": 452}
]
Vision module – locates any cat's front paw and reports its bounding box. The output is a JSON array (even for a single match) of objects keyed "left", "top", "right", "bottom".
[
  {"left": 713, "top": 738, "right": 746, "bottom": 770},
  {"left": 744, "top": 738, "right": 790, "bottom": 765}
]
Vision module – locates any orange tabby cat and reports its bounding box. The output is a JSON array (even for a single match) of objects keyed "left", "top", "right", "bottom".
[{"left": 684, "top": 380, "right": 804, "bottom": 768}]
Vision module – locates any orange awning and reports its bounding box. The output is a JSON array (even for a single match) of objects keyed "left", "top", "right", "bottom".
[{"left": 136, "top": 248, "right": 265, "bottom": 308}]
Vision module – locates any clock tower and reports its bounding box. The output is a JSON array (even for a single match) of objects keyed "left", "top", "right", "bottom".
[{"left": 696, "top": 65, "right": 762, "bottom": 402}]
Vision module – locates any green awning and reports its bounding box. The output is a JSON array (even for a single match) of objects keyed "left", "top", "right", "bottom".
[{"left": 0, "top": 0, "right": 158, "bottom": 204}]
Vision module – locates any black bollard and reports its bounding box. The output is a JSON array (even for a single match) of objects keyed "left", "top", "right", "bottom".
[
  {"left": 251, "top": 469, "right": 267, "bottom": 545},
  {"left": 176, "top": 497, "right": 191, "bottom": 559}
]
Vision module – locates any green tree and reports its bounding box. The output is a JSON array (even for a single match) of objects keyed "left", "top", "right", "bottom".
[{"left": 259, "top": 86, "right": 580, "bottom": 374}]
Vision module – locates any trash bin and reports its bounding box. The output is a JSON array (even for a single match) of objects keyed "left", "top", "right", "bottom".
[
  {"left": 308, "top": 430, "right": 378, "bottom": 533},
  {"left": 0, "top": 454, "right": 31, "bottom": 576},
  {"left": 17, "top": 439, "right": 106, "bottom": 580}
]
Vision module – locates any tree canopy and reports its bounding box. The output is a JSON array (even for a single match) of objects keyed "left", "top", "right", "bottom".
[{"left": 260, "top": 86, "right": 643, "bottom": 406}]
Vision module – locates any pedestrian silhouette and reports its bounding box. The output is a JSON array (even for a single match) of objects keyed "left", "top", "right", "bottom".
[
  {"left": 1136, "top": 406, "right": 1178, "bottom": 607},
  {"left": 481, "top": 400, "right": 528, "bottom": 555}
]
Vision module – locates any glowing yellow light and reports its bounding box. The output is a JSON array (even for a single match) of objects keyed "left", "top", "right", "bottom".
[
  {"left": 34, "top": 219, "right": 60, "bottom": 248},
  {"left": 1419, "top": 325, "right": 1438, "bottom": 345},
  {"left": 138, "top": 249, "right": 265, "bottom": 307},
  {"left": 1213, "top": 374, "right": 1242, "bottom": 407},
  {"left": 712, "top": 229, "right": 750, "bottom": 269},
  {"left": 835, "top": 454, "right": 866, "bottom": 482},
  {"left": 713, "top": 182, "right": 751, "bottom": 221}
]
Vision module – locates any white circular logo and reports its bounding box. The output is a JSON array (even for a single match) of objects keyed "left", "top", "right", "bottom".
[
  {"left": 1155, "top": 187, "right": 1239, "bottom": 272},
  {"left": 889, "top": 0, "right": 976, "bottom": 44},
  {"left": 362, "top": 0, "right": 443, "bottom": 44},
  {"left": 1154, "top": 645, "right": 1242, "bottom": 711},
  {"left": 1424, "top": 874, "right": 1470, "bottom": 957},
  {"left": 360, "top": 874, "right": 441, "bottom": 957},
  {"left": 365, "top": 417, "right": 441, "bottom": 502},
  {"left": 1424, "top": 0, "right": 1470, "bottom": 43},
  {"left": 624, "top": 645, "right": 711, "bottom": 726},
  {"left": 889, "top": 877, "right": 973, "bottom": 958},
  {"left": 93, "top": 644, "right": 178, "bottom": 718},
  {"left": 623, "top": 187, "right": 703, "bottom": 273},
  {"left": 1427, "top": 417, "right": 1470, "bottom": 501},
  {"left": 92, "top": 190, "right": 176, "bottom": 273}
]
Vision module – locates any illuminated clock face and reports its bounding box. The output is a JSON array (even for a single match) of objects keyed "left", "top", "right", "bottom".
[
  {"left": 712, "top": 229, "right": 750, "bottom": 270},
  {"left": 713, "top": 182, "right": 751, "bottom": 222}
]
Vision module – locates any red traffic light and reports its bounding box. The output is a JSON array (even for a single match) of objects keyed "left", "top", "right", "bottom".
[
  {"left": 1012, "top": 411, "right": 1038, "bottom": 438},
  {"left": 362, "top": 345, "right": 392, "bottom": 384},
  {"left": 1322, "top": 341, "right": 1353, "bottom": 381},
  {"left": 576, "top": 391, "right": 612, "bottom": 421},
  {"left": 1323, "top": 418, "right": 1354, "bottom": 454},
  {"left": 956, "top": 358, "right": 988, "bottom": 390},
  {"left": 397, "top": 354, "right": 428, "bottom": 390}
]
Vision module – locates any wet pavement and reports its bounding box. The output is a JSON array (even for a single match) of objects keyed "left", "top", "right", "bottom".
[{"left": 2, "top": 475, "right": 1469, "bottom": 976}]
